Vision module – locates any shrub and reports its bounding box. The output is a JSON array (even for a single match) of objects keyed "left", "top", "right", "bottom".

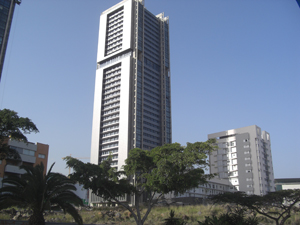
[{"left": 163, "top": 210, "right": 187, "bottom": 225}]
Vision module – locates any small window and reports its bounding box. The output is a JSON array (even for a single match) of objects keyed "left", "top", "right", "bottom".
[
  {"left": 38, "top": 154, "right": 45, "bottom": 159},
  {"left": 23, "top": 149, "right": 35, "bottom": 156},
  {"left": 0, "top": 160, "right": 2, "bottom": 164},
  {"left": 246, "top": 170, "right": 252, "bottom": 173}
]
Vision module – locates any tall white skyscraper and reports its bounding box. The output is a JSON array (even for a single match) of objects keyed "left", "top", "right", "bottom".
[
  {"left": 90, "top": 0, "right": 171, "bottom": 171},
  {"left": 208, "top": 125, "right": 275, "bottom": 195}
]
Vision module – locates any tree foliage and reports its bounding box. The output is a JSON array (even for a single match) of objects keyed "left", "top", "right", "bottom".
[
  {"left": 0, "top": 108, "right": 39, "bottom": 160},
  {"left": 0, "top": 162, "right": 83, "bottom": 225},
  {"left": 65, "top": 140, "right": 217, "bottom": 225},
  {"left": 211, "top": 190, "right": 300, "bottom": 225}
]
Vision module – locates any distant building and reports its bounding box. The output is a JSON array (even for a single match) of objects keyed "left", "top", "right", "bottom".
[
  {"left": 275, "top": 178, "right": 300, "bottom": 191},
  {"left": 160, "top": 178, "right": 235, "bottom": 205},
  {"left": 0, "top": 139, "right": 49, "bottom": 187},
  {"left": 208, "top": 125, "right": 275, "bottom": 195},
  {"left": 73, "top": 183, "right": 89, "bottom": 206},
  {"left": 0, "top": 0, "right": 21, "bottom": 81}
]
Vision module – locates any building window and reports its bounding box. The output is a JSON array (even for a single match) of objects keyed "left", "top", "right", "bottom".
[
  {"left": 38, "top": 154, "right": 45, "bottom": 159},
  {"left": 111, "top": 161, "right": 118, "bottom": 166},
  {"left": 23, "top": 149, "right": 35, "bottom": 156},
  {"left": 230, "top": 141, "right": 236, "bottom": 146},
  {"left": 232, "top": 165, "right": 238, "bottom": 170},
  {"left": 246, "top": 170, "right": 252, "bottom": 173}
]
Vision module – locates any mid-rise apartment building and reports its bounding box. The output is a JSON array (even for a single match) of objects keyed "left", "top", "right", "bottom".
[
  {"left": 90, "top": 0, "right": 171, "bottom": 171},
  {"left": 208, "top": 125, "right": 275, "bottom": 195},
  {"left": 0, "top": 139, "right": 49, "bottom": 187},
  {"left": 0, "top": 0, "right": 21, "bottom": 81}
]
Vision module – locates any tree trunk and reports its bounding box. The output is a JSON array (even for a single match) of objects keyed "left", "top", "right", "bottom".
[
  {"left": 29, "top": 212, "right": 45, "bottom": 225},
  {"left": 280, "top": 216, "right": 290, "bottom": 225}
]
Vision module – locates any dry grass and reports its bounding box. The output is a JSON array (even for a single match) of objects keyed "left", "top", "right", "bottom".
[{"left": 1, "top": 205, "right": 300, "bottom": 225}]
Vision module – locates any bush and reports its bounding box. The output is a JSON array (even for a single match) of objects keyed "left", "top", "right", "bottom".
[
  {"left": 198, "top": 208, "right": 259, "bottom": 225},
  {"left": 163, "top": 210, "right": 186, "bottom": 225}
]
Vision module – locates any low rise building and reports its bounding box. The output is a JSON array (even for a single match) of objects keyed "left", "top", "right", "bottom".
[
  {"left": 0, "top": 139, "right": 49, "bottom": 187},
  {"left": 275, "top": 178, "right": 300, "bottom": 191},
  {"left": 158, "top": 178, "right": 235, "bottom": 205}
]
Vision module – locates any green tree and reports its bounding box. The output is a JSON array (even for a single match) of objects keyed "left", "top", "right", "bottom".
[
  {"left": 65, "top": 140, "right": 216, "bottom": 225},
  {"left": 0, "top": 108, "right": 39, "bottom": 160},
  {"left": 211, "top": 190, "right": 300, "bottom": 225},
  {"left": 0, "top": 162, "right": 83, "bottom": 225}
]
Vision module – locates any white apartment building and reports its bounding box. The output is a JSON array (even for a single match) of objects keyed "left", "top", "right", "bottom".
[
  {"left": 90, "top": 0, "right": 171, "bottom": 204},
  {"left": 208, "top": 125, "right": 275, "bottom": 195}
]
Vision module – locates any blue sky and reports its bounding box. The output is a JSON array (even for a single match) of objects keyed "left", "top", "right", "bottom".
[{"left": 0, "top": 0, "right": 299, "bottom": 178}]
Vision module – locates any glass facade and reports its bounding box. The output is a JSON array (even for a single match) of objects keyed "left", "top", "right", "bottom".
[
  {"left": 0, "top": 0, "right": 20, "bottom": 80},
  {"left": 137, "top": 4, "right": 172, "bottom": 150},
  {"left": 0, "top": 0, "right": 11, "bottom": 50}
]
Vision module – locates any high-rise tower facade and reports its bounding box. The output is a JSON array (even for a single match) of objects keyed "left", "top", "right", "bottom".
[
  {"left": 208, "top": 125, "right": 275, "bottom": 195},
  {"left": 90, "top": 0, "right": 171, "bottom": 171},
  {"left": 0, "top": 0, "right": 21, "bottom": 81}
]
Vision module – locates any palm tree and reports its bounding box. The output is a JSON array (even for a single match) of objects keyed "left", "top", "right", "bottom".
[{"left": 0, "top": 162, "right": 83, "bottom": 225}]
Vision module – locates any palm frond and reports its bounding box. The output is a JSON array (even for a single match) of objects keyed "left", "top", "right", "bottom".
[{"left": 0, "top": 161, "right": 83, "bottom": 224}]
